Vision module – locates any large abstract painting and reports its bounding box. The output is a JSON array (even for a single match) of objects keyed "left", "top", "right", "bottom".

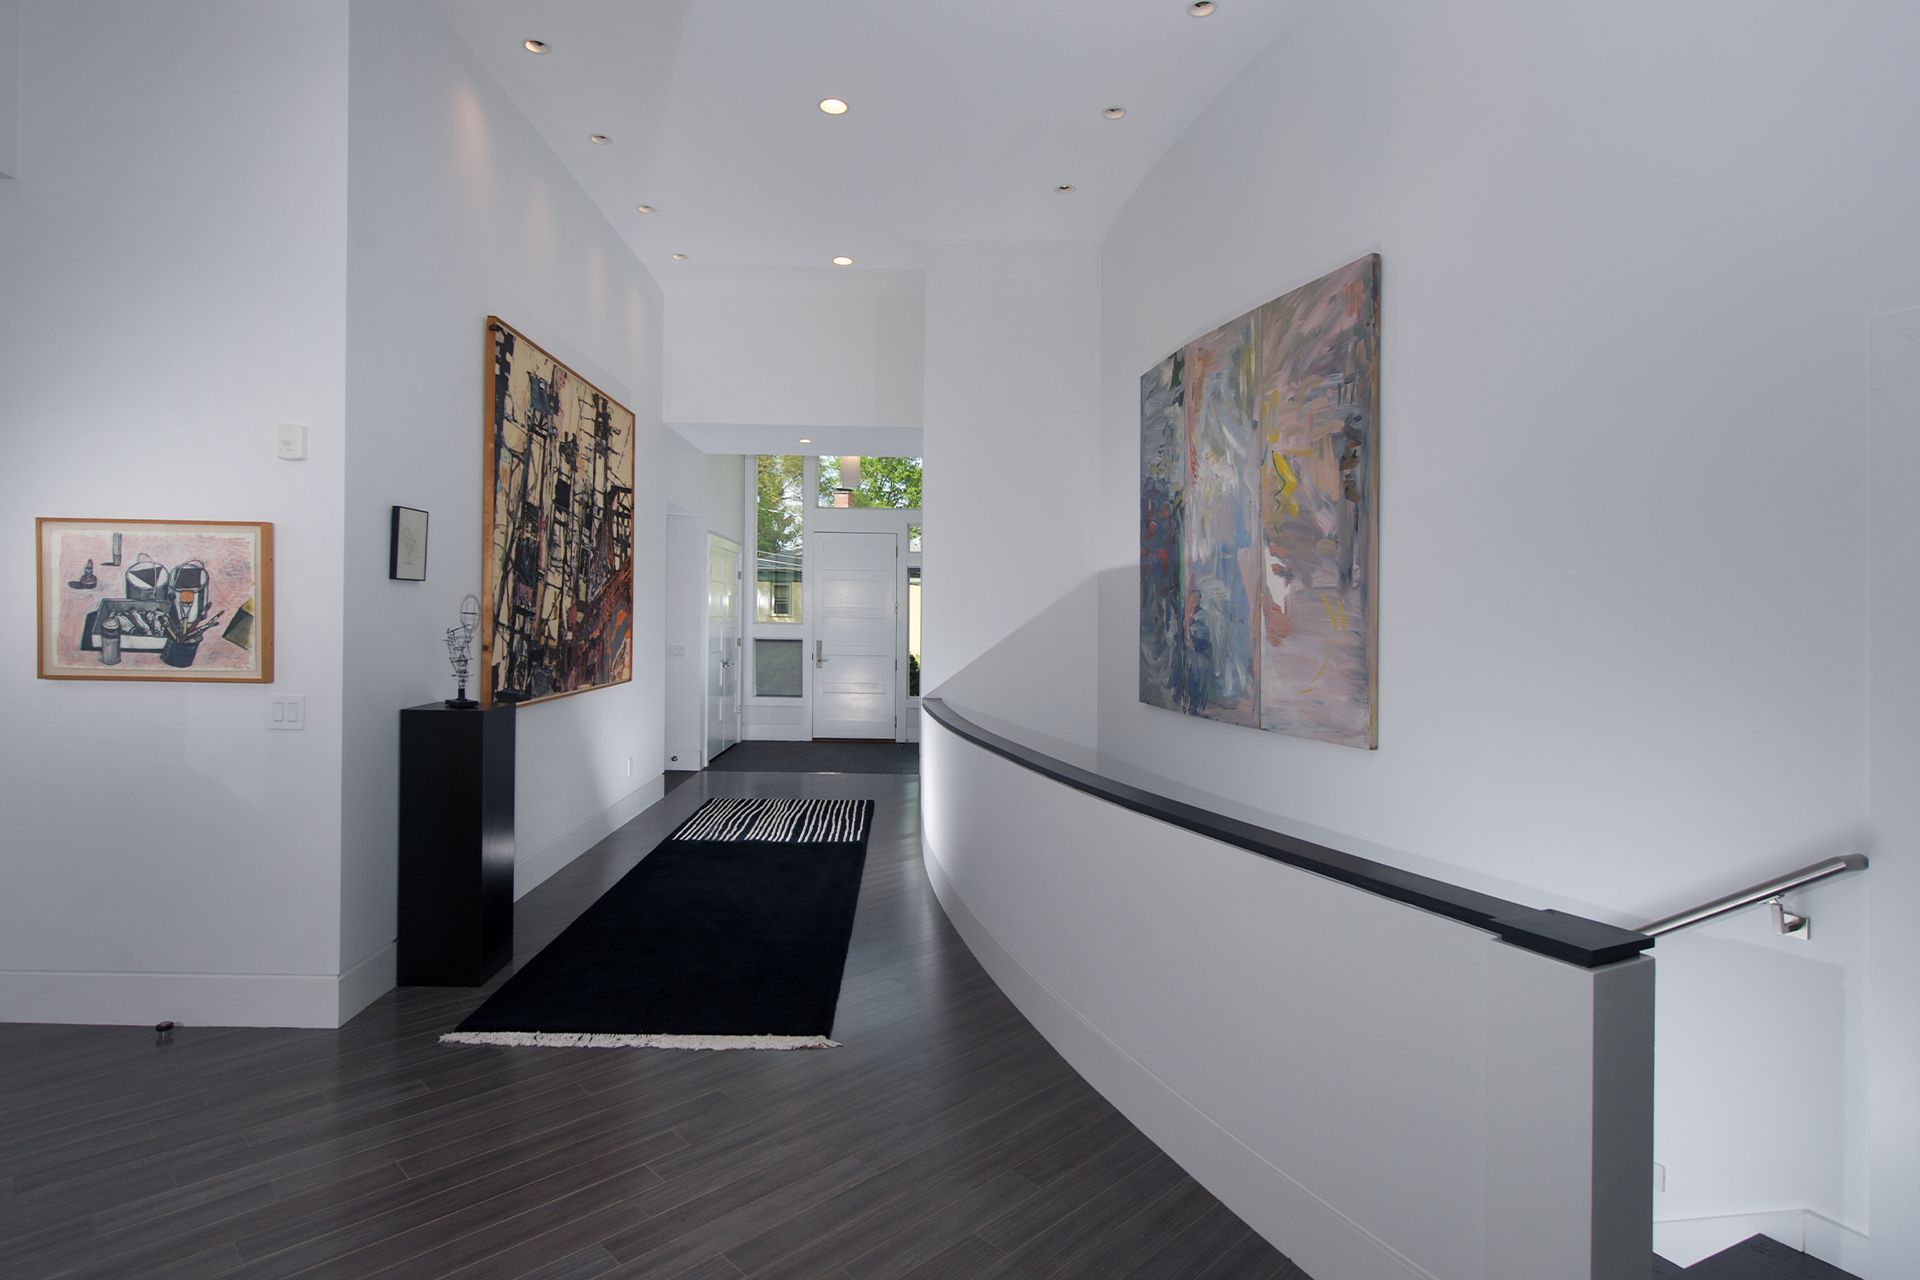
[
  {"left": 37, "top": 518, "right": 274, "bottom": 683},
  {"left": 484, "top": 317, "right": 636, "bottom": 705},
  {"left": 1140, "top": 254, "right": 1380, "bottom": 749}
]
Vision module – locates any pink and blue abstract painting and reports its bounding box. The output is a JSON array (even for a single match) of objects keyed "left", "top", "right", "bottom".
[{"left": 1140, "top": 254, "right": 1380, "bottom": 749}]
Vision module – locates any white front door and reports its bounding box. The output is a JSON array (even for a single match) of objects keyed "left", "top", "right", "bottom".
[
  {"left": 705, "top": 535, "right": 742, "bottom": 762},
  {"left": 811, "top": 530, "right": 898, "bottom": 740}
]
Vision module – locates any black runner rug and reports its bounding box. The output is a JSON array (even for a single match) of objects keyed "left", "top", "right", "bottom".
[{"left": 443, "top": 797, "right": 874, "bottom": 1050}]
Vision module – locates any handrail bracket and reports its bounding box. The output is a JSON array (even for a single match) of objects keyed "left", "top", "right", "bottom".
[{"left": 1767, "top": 896, "right": 1810, "bottom": 941}]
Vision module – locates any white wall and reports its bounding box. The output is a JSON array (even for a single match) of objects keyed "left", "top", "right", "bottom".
[
  {"left": 923, "top": 718, "right": 1655, "bottom": 1280},
  {"left": 1083, "top": 0, "right": 1920, "bottom": 1269},
  {"left": 663, "top": 264, "right": 924, "bottom": 437},
  {"left": 1867, "top": 308, "right": 1920, "bottom": 1276},
  {"left": 664, "top": 433, "right": 746, "bottom": 544},
  {"left": 0, "top": 0, "right": 351, "bottom": 1026},
  {"left": 341, "top": 0, "right": 671, "bottom": 972},
  {"left": 0, "top": 0, "right": 18, "bottom": 179},
  {"left": 922, "top": 242, "right": 1100, "bottom": 747}
]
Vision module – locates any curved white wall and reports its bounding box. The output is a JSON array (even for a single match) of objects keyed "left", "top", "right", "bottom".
[
  {"left": 1084, "top": 1, "right": 1920, "bottom": 1266},
  {"left": 922, "top": 715, "right": 1653, "bottom": 1280}
]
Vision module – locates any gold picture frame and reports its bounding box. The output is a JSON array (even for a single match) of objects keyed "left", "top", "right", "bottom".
[
  {"left": 36, "top": 518, "right": 275, "bottom": 684},
  {"left": 482, "top": 317, "right": 637, "bottom": 707}
]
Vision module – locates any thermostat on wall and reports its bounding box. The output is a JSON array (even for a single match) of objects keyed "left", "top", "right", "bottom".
[{"left": 276, "top": 424, "right": 308, "bottom": 461}]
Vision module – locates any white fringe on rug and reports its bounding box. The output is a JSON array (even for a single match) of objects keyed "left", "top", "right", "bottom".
[{"left": 439, "top": 1030, "right": 839, "bottom": 1051}]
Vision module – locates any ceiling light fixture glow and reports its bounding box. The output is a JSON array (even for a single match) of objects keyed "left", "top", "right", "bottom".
[
  {"left": 588, "top": 133, "right": 611, "bottom": 145},
  {"left": 1056, "top": 184, "right": 1076, "bottom": 194},
  {"left": 799, "top": 437, "right": 813, "bottom": 444},
  {"left": 1103, "top": 106, "right": 1127, "bottom": 120},
  {"left": 832, "top": 256, "right": 854, "bottom": 267},
  {"left": 523, "top": 38, "right": 549, "bottom": 53},
  {"left": 818, "top": 97, "right": 850, "bottom": 115},
  {"left": 635, "top": 204, "right": 655, "bottom": 214},
  {"left": 670, "top": 253, "right": 688, "bottom": 261},
  {"left": 1189, "top": 1, "right": 1216, "bottom": 14}
]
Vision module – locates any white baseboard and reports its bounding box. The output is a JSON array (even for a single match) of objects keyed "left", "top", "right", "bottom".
[
  {"left": 1655, "top": 1208, "right": 1870, "bottom": 1273},
  {"left": 514, "top": 775, "right": 666, "bottom": 900},
  {"left": 0, "top": 779, "right": 668, "bottom": 1032},
  {"left": 0, "top": 941, "right": 400, "bottom": 1031},
  {"left": 336, "top": 942, "right": 395, "bottom": 1025},
  {"left": 0, "top": 966, "right": 346, "bottom": 1028},
  {"left": 921, "top": 835, "right": 1432, "bottom": 1280}
]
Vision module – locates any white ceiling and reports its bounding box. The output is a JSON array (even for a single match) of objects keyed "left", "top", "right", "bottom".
[{"left": 435, "top": 0, "right": 1307, "bottom": 271}]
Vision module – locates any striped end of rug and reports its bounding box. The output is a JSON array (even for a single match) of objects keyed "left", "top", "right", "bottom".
[
  {"left": 439, "top": 1031, "right": 840, "bottom": 1051},
  {"left": 670, "top": 797, "right": 872, "bottom": 844}
]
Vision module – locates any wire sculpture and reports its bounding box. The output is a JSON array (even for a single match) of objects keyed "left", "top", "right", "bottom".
[{"left": 445, "top": 594, "right": 481, "bottom": 708}]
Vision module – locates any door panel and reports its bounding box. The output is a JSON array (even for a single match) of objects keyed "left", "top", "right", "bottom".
[
  {"left": 706, "top": 536, "right": 742, "bottom": 761},
  {"left": 811, "top": 531, "right": 897, "bottom": 740}
]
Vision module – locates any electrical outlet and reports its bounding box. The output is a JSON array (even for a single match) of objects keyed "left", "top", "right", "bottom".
[
  {"left": 625, "top": 756, "right": 634, "bottom": 777},
  {"left": 667, "top": 643, "right": 687, "bottom": 658},
  {"left": 1653, "top": 1162, "right": 1666, "bottom": 1193},
  {"left": 269, "top": 695, "right": 305, "bottom": 730}
]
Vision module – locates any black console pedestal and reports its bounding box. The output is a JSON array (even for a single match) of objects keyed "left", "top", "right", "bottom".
[{"left": 397, "top": 703, "right": 514, "bottom": 986}]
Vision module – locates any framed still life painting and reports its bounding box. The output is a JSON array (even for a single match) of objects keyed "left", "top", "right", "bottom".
[{"left": 36, "top": 518, "right": 275, "bottom": 683}]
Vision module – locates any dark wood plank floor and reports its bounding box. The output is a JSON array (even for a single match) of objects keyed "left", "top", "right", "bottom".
[{"left": 0, "top": 771, "right": 1305, "bottom": 1279}]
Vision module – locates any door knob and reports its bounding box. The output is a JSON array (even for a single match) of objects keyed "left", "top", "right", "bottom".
[{"left": 814, "top": 639, "right": 827, "bottom": 667}]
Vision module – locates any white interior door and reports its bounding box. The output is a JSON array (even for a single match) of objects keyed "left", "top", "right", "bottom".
[
  {"left": 811, "top": 530, "right": 898, "bottom": 740},
  {"left": 705, "top": 535, "right": 742, "bottom": 761}
]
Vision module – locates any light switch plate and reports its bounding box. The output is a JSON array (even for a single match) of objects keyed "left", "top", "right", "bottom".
[
  {"left": 667, "top": 643, "right": 687, "bottom": 658},
  {"left": 275, "top": 424, "right": 308, "bottom": 461},
  {"left": 269, "top": 695, "right": 305, "bottom": 730}
]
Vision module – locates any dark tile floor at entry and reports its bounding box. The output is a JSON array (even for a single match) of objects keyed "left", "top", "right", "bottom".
[
  {"left": 0, "top": 771, "right": 1304, "bottom": 1279},
  {"left": 706, "top": 740, "right": 921, "bottom": 774}
]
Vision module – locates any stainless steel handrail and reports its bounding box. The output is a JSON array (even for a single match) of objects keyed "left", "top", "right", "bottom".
[{"left": 1638, "top": 854, "right": 1869, "bottom": 937}]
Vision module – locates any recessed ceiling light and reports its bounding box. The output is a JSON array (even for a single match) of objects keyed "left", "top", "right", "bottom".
[
  {"left": 1189, "top": 1, "right": 1216, "bottom": 15},
  {"left": 1103, "top": 106, "right": 1127, "bottom": 120},
  {"left": 832, "top": 256, "right": 854, "bottom": 267},
  {"left": 1056, "top": 184, "right": 1076, "bottom": 194},
  {"left": 670, "top": 253, "right": 688, "bottom": 261},
  {"left": 589, "top": 133, "right": 611, "bottom": 145},
  {"left": 799, "top": 438, "right": 813, "bottom": 444},
  {"left": 523, "top": 38, "right": 549, "bottom": 53},
  {"left": 818, "top": 97, "right": 850, "bottom": 116},
  {"left": 635, "top": 204, "right": 655, "bottom": 214}
]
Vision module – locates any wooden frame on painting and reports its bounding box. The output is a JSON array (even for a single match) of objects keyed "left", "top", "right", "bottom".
[
  {"left": 36, "top": 518, "right": 275, "bottom": 684},
  {"left": 482, "top": 317, "right": 637, "bottom": 707}
]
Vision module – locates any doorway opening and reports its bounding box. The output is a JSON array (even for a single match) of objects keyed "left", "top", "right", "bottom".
[{"left": 739, "top": 453, "right": 922, "bottom": 752}]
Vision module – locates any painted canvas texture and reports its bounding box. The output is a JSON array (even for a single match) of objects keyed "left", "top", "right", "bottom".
[
  {"left": 37, "top": 519, "right": 273, "bottom": 682},
  {"left": 484, "top": 318, "right": 637, "bottom": 705},
  {"left": 1140, "top": 254, "right": 1380, "bottom": 749}
]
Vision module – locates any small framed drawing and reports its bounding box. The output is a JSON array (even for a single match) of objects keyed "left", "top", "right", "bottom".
[
  {"left": 390, "top": 506, "right": 429, "bottom": 581},
  {"left": 36, "top": 518, "right": 275, "bottom": 683}
]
